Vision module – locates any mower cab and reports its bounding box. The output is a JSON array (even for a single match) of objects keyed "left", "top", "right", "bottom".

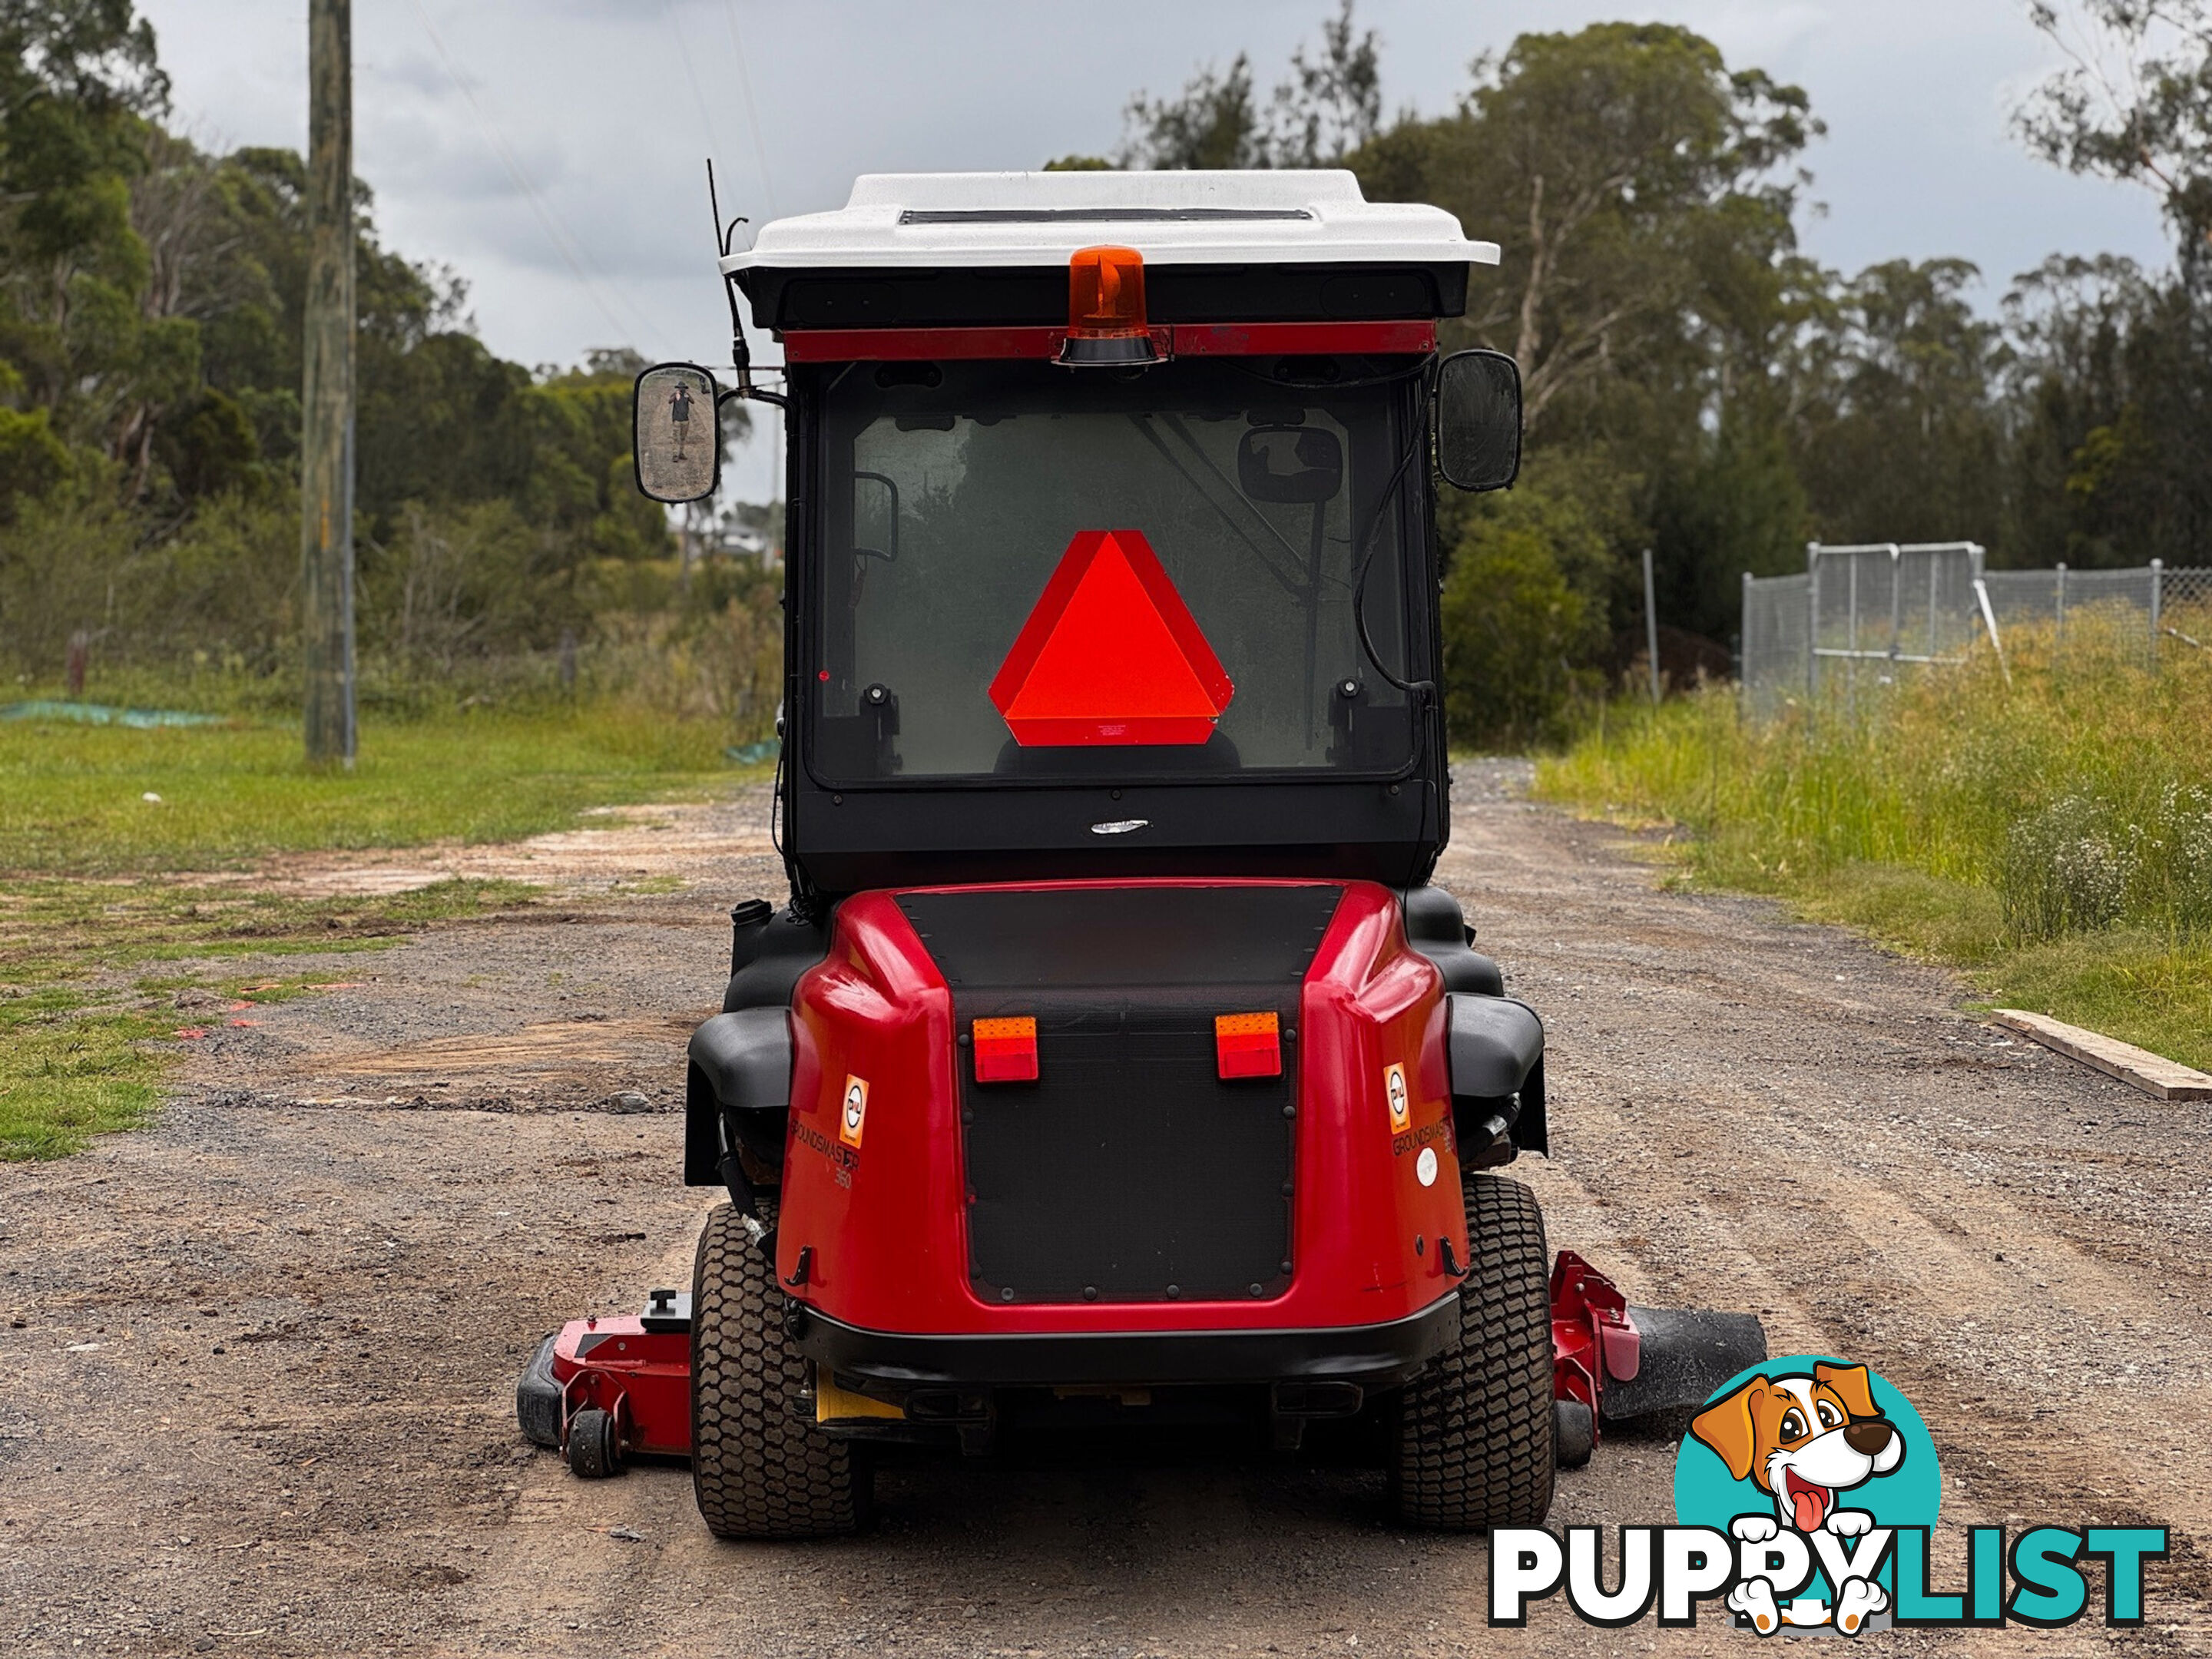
[{"left": 527, "top": 171, "right": 1763, "bottom": 1538}]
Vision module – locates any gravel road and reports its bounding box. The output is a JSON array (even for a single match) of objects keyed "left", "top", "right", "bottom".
[{"left": 2, "top": 770, "right": 2206, "bottom": 1657}]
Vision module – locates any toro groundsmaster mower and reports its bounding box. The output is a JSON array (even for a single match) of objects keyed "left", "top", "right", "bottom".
[{"left": 517, "top": 169, "right": 1763, "bottom": 1538}]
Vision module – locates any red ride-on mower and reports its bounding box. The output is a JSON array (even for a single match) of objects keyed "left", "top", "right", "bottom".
[{"left": 518, "top": 171, "right": 1764, "bottom": 1536}]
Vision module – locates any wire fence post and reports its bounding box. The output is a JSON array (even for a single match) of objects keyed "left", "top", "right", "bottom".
[
  {"left": 1739, "top": 570, "right": 1752, "bottom": 715},
  {"left": 1968, "top": 543, "right": 2008, "bottom": 686},
  {"left": 1887, "top": 543, "right": 1902, "bottom": 673},
  {"left": 2055, "top": 561, "right": 2067, "bottom": 654},
  {"left": 1927, "top": 552, "right": 1940, "bottom": 658},
  {"left": 2151, "top": 558, "right": 2164, "bottom": 670},
  {"left": 1806, "top": 541, "right": 1821, "bottom": 714},
  {"left": 1642, "top": 547, "right": 1661, "bottom": 707},
  {"left": 1846, "top": 549, "right": 1861, "bottom": 724}
]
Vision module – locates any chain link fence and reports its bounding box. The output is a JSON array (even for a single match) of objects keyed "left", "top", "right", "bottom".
[
  {"left": 1740, "top": 571, "right": 1813, "bottom": 723},
  {"left": 1742, "top": 545, "right": 2212, "bottom": 720}
]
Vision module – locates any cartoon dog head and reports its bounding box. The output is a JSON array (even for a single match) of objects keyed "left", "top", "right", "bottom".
[{"left": 1690, "top": 1363, "right": 1904, "bottom": 1532}]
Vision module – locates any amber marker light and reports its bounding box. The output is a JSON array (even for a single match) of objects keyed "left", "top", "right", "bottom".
[
  {"left": 972, "top": 1016, "right": 1039, "bottom": 1083},
  {"left": 1059, "top": 245, "right": 1161, "bottom": 366},
  {"left": 1215, "top": 1011, "right": 1283, "bottom": 1080}
]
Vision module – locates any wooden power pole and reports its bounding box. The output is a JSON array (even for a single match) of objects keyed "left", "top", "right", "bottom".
[{"left": 302, "top": 0, "right": 356, "bottom": 766}]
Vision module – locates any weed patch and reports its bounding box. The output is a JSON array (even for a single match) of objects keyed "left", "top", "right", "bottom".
[{"left": 1537, "top": 621, "right": 2212, "bottom": 1071}]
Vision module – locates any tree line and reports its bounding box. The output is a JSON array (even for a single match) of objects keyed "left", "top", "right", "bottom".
[
  {"left": 2, "top": 2, "right": 2198, "bottom": 747},
  {"left": 1058, "top": 2, "right": 2212, "bottom": 743},
  {"left": 0, "top": 0, "right": 773, "bottom": 723}
]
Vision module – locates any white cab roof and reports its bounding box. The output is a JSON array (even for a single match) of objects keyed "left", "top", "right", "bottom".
[{"left": 723, "top": 171, "right": 1498, "bottom": 273}]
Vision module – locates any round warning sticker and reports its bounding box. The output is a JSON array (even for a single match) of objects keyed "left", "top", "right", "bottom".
[
  {"left": 1416, "top": 1145, "right": 1439, "bottom": 1187},
  {"left": 839, "top": 1074, "right": 869, "bottom": 1148},
  {"left": 1385, "top": 1061, "right": 1412, "bottom": 1134}
]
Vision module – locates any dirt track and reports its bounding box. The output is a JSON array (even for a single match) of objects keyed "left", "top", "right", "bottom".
[{"left": 3, "top": 770, "right": 2208, "bottom": 1657}]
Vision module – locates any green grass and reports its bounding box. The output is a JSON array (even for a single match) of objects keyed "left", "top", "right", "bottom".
[
  {"left": 0, "top": 876, "right": 547, "bottom": 1159},
  {"left": 0, "top": 999, "right": 168, "bottom": 1161},
  {"left": 0, "top": 702, "right": 741, "bottom": 874},
  {"left": 0, "top": 700, "right": 753, "bottom": 1158},
  {"left": 1535, "top": 617, "right": 2212, "bottom": 1072}
]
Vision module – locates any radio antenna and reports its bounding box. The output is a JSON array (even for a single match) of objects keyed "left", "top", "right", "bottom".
[{"left": 706, "top": 158, "right": 777, "bottom": 405}]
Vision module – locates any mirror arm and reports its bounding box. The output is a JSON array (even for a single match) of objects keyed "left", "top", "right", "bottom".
[
  {"left": 722, "top": 270, "right": 790, "bottom": 409},
  {"left": 720, "top": 382, "right": 787, "bottom": 411}
]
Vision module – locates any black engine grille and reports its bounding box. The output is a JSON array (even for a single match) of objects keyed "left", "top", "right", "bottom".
[{"left": 899, "top": 885, "right": 1343, "bottom": 1305}]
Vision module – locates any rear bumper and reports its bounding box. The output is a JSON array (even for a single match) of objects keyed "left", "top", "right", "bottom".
[{"left": 793, "top": 1292, "right": 1462, "bottom": 1391}]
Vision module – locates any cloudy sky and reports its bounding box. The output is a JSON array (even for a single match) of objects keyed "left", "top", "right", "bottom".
[{"left": 137, "top": 0, "right": 2171, "bottom": 501}]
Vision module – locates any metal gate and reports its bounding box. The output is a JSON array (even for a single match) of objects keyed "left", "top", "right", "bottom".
[{"left": 1742, "top": 541, "right": 2001, "bottom": 721}]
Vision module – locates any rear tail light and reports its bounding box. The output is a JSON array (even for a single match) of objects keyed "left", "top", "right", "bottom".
[
  {"left": 972, "top": 1016, "right": 1038, "bottom": 1083},
  {"left": 1215, "top": 1012, "right": 1282, "bottom": 1079}
]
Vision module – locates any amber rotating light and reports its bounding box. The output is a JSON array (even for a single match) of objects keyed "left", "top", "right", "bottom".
[{"left": 1059, "top": 245, "right": 1160, "bottom": 366}]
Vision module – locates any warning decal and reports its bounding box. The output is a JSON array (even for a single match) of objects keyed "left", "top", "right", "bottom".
[
  {"left": 839, "top": 1074, "right": 869, "bottom": 1149},
  {"left": 988, "top": 528, "right": 1233, "bottom": 747},
  {"left": 1384, "top": 1061, "right": 1411, "bottom": 1134}
]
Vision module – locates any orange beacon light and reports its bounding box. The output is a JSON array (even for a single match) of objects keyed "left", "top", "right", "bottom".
[{"left": 1060, "top": 246, "right": 1161, "bottom": 366}]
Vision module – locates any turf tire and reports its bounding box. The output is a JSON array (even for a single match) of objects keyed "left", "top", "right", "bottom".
[
  {"left": 690, "top": 1200, "right": 870, "bottom": 1539},
  {"left": 1392, "top": 1172, "right": 1557, "bottom": 1530}
]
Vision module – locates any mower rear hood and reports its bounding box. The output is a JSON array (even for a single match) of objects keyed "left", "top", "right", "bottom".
[{"left": 774, "top": 879, "right": 1475, "bottom": 1341}]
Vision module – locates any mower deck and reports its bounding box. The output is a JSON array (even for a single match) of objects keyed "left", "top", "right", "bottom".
[
  {"left": 518, "top": 1253, "right": 1763, "bottom": 1478},
  {"left": 518, "top": 1288, "right": 694, "bottom": 1478}
]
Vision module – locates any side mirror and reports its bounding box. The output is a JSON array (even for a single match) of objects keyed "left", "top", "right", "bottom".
[
  {"left": 634, "top": 363, "right": 721, "bottom": 503},
  {"left": 1434, "top": 349, "right": 1522, "bottom": 492},
  {"left": 1238, "top": 424, "right": 1343, "bottom": 505}
]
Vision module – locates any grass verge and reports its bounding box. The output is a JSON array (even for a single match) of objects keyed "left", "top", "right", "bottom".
[
  {"left": 1534, "top": 619, "right": 2212, "bottom": 1073},
  {"left": 0, "top": 877, "right": 541, "bottom": 1159},
  {"left": 0, "top": 700, "right": 749, "bottom": 1158},
  {"left": 0, "top": 701, "right": 740, "bottom": 874}
]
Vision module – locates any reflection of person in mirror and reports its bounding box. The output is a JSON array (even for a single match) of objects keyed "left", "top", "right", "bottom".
[{"left": 669, "top": 379, "right": 696, "bottom": 459}]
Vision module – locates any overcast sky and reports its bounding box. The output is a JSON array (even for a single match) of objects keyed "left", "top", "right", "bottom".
[{"left": 137, "top": 0, "right": 2171, "bottom": 502}]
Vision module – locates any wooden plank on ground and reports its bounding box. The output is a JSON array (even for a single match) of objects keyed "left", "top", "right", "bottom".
[{"left": 1992, "top": 1009, "right": 2212, "bottom": 1102}]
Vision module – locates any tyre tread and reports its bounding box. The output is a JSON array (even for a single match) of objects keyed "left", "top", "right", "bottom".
[
  {"left": 691, "top": 1201, "right": 869, "bottom": 1538},
  {"left": 1393, "top": 1173, "right": 1557, "bottom": 1529}
]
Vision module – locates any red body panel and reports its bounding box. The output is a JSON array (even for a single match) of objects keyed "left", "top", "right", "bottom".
[
  {"left": 779, "top": 320, "right": 1436, "bottom": 364},
  {"left": 776, "top": 879, "right": 1469, "bottom": 1337}
]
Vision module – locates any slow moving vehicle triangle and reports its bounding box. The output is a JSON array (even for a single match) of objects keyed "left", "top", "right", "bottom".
[{"left": 988, "top": 528, "right": 1234, "bottom": 747}]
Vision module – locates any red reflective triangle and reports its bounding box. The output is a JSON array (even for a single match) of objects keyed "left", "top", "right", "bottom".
[{"left": 988, "top": 530, "right": 1234, "bottom": 747}]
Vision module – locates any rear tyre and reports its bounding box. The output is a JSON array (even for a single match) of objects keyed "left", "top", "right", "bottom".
[
  {"left": 1392, "top": 1173, "right": 1556, "bottom": 1530},
  {"left": 691, "top": 1200, "right": 870, "bottom": 1539}
]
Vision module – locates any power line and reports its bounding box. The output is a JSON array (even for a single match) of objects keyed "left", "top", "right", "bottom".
[
  {"left": 409, "top": 0, "right": 665, "bottom": 354},
  {"left": 720, "top": 0, "right": 779, "bottom": 222},
  {"left": 663, "top": 0, "right": 730, "bottom": 184},
  {"left": 717, "top": 0, "right": 781, "bottom": 515}
]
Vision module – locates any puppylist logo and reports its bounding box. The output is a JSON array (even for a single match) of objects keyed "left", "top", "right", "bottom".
[
  {"left": 1490, "top": 1354, "right": 2167, "bottom": 1634},
  {"left": 1680, "top": 1359, "right": 1929, "bottom": 1634}
]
